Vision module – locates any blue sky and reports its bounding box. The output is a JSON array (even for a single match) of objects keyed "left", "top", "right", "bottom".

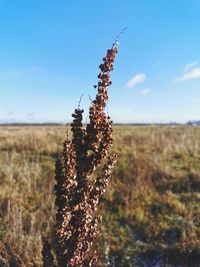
[{"left": 1, "top": 0, "right": 200, "bottom": 123}]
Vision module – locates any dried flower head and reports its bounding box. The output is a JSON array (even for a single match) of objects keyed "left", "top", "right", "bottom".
[{"left": 42, "top": 42, "right": 118, "bottom": 267}]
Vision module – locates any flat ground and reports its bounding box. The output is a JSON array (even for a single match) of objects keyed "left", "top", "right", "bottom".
[{"left": 0, "top": 125, "right": 200, "bottom": 266}]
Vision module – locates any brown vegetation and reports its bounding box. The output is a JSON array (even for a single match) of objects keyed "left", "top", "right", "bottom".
[
  {"left": 1, "top": 125, "right": 200, "bottom": 266},
  {"left": 42, "top": 44, "right": 118, "bottom": 266}
]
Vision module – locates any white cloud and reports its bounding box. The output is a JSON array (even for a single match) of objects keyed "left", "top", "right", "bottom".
[
  {"left": 176, "top": 68, "right": 200, "bottom": 83},
  {"left": 126, "top": 73, "right": 146, "bottom": 89},
  {"left": 26, "top": 113, "right": 35, "bottom": 117},
  {"left": 141, "top": 88, "right": 151, "bottom": 95},
  {"left": 29, "top": 67, "right": 46, "bottom": 73},
  {"left": 183, "top": 61, "right": 199, "bottom": 73},
  {"left": 191, "top": 98, "right": 200, "bottom": 103},
  {"left": 156, "top": 61, "right": 162, "bottom": 67},
  {"left": 0, "top": 67, "right": 46, "bottom": 80}
]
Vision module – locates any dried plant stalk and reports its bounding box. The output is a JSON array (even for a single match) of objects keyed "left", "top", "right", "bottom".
[{"left": 42, "top": 42, "right": 118, "bottom": 267}]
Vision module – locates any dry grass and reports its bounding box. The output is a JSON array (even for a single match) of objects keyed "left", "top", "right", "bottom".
[{"left": 0, "top": 125, "right": 200, "bottom": 266}]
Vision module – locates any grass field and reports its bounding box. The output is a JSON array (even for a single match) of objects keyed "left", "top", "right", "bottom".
[{"left": 0, "top": 125, "right": 200, "bottom": 266}]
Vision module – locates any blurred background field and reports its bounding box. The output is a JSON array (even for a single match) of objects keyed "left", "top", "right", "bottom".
[{"left": 0, "top": 125, "right": 200, "bottom": 266}]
